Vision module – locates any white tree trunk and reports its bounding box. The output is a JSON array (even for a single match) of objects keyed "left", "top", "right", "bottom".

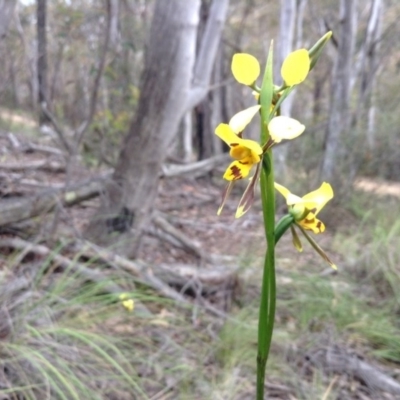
[
  {"left": 358, "top": 0, "right": 383, "bottom": 150},
  {"left": 182, "top": 111, "right": 193, "bottom": 163},
  {"left": 274, "top": 0, "right": 297, "bottom": 179},
  {"left": 319, "top": 0, "right": 357, "bottom": 183},
  {"left": 169, "top": 0, "right": 229, "bottom": 162},
  {"left": 0, "top": 0, "right": 16, "bottom": 39},
  {"left": 186, "top": 0, "right": 229, "bottom": 111},
  {"left": 109, "top": 0, "right": 119, "bottom": 47},
  {"left": 85, "top": 0, "right": 201, "bottom": 255}
]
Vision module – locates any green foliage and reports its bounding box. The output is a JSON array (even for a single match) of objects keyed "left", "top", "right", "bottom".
[
  {"left": 0, "top": 253, "right": 154, "bottom": 400},
  {"left": 84, "top": 108, "right": 131, "bottom": 166}
]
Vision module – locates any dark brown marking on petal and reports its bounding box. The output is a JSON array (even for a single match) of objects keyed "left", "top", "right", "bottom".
[
  {"left": 239, "top": 160, "right": 249, "bottom": 165},
  {"left": 229, "top": 165, "right": 243, "bottom": 180},
  {"left": 230, "top": 143, "right": 239, "bottom": 147},
  {"left": 316, "top": 221, "right": 322, "bottom": 232}
]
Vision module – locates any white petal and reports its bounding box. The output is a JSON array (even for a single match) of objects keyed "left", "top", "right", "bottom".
[
  {"left": 229, "top": 105, "right": 261, "bottom": 134},
  {"left": 268, "top": 116, "right": 305, "bottom": 143}
]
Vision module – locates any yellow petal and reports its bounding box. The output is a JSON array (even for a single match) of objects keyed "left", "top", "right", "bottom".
[
  {"left": 302, "top": 182, "right": 333, "bottom": 216},
  {"left": 274, "top": 182, "right": 291, "bottom": 200},
  {"left": 299, "top": 215, "right": 326, "bottom": 234},
  {"left": 231, "top": 53, "right": 260, "bottom": 85},
  {"left": 286, "top": 193, "right": 304, "bottom": 206},
  {"left": 230, "top": 144, "right": 261, "bottom": 163},
  {"left": 230, "top": 145, "right": 251, "bottom": 160},
  {"left": 281, "top": 49, "right": 310, "bottom": 86},
  {"left": 215, "top": 123, "right": 239, "bottom": 146},
  {"left": 223, "top": 160, "right": 253, "bottom": 181},
  {"left": 275, "top": 182, "right": 333, "bottom": 231},
  {"left": 119, "top": 293, "right": 134, "bottom": 312},
  {"left": 122, "top": 299, "right": 135, "bottom": 312},
  {"left": 268, "top": 116, "right": 305, "bottom": 143},
  {"left": 216, "top": 123, "right": 262, "bottom": 158},
  {"left": 229, "top": 105, "right": 261, "bottom": 133},
  {"left": 231, "top": 140, "right": 262, "bottom": 159},
  {"left": 275, "top": 183, "right": 313, "bottom": 211}
]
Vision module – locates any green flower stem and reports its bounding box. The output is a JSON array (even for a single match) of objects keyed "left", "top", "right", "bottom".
[{"left": 256, "top": 149, "right": 276, "bottom": 400}]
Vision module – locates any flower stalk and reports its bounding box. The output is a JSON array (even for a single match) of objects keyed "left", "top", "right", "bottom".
[
  {"left": 214, "top": 32, "right": 333, "bottom": 400},
  {"left": 257, "top": 152, "right": 276, "bottom": 400},
  {"left": 256, "top": 42, "right": 276, "bottom": 400}
]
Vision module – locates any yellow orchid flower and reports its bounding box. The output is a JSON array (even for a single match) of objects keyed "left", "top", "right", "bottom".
[
  {"left": 274, "top": 182, "right": 333, "bottom": 233},
  {"left": 215, "top": 105, "right": 262, "bottom": 181},
  {"left": 268, "top": 116, "right": 305, "bottom": 143},
  {"left": 119, "top": 293, "right": 134, "bottom": 312},
  {"left": 215, "top": 105, "right": 263, "bottom": 216},
  {"left": 231, "top": 53, "right": 260, "bottom": 86},
  {"left": 281, "top": 49, "right": 310, "bottom": 87}
]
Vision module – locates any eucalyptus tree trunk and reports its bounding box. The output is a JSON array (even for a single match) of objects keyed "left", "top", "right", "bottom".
[
  {"left": 0, "top": 0, "right": 17, "bottom": 39},
  {"left": 85, "top": 0, "right": 228, "bottom": 257},
  {"left": 37, "top": 0, "right": 49, "bottom": 126},
  {"left": 274, "top": 0, "right": 297, "bottom": 179},
  {"left": 191, "top": 0, "right": 229, "bottom": 161},
  {"left": 356, "top": 0, "right": 383, "bottom": 150},
  {"left": 319, "top": 0, "right": 357, "bottom": 183}
]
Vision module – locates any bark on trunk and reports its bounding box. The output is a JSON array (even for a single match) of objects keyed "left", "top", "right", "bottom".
[
  {"left": 37, "top": 0, "right": 49, "bottom": 125},
  {"left": 84, "top": 0, "right": 201, "bottom": 256},
  {"left": 85, "top": 0, "right": 228, "bottom": 256},
  {"left": 274, "top": 0, "right": 297, "bottom": 180},
  {"left": 357, "top": 0, "right": 382, "bottom": 150},
  {"left": 0, "top": 0, "right": 17, "bottom": 39},
  {"left": 319, "top": 0, "right": 357, "bottom": 183}
]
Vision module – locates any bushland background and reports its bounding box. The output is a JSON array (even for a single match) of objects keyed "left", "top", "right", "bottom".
[{"left": 0, "top": 0, "right": 400, "bottom": 399}]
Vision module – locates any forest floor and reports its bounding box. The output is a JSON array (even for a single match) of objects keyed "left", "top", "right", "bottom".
[{"left": 1, "top": 119, "right": 400, "bottom": 399}]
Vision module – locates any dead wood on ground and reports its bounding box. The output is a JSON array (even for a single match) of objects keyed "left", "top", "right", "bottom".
[
  {"left": 72, "top": 239, "right": 239, "bottom": 313},
  {"left": 0, "top": 177, "right": 105, "bottom": 226},
  {"left": 0, "top": 237, "right": 152, "bottom": 316},
  {"left": 307, "top": 346, "right": 400, "bottom": 395}
]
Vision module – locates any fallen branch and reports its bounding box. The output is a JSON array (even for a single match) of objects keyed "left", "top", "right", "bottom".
[
  {"left": 0, "top": 177, "right": 105, "bottom": 226},
  {"left": 144, "top": 226, "right": 185, "bottom": 249},
  {"left": 159, "top": 195, "right": 215, "bottom": 212},
  {"left": 161, "top": 154, "right": 230, "bottom": 178},
  {"left": 73, "top": 239, "right": 239, "bottom": 313},
  {"left": 0, "top": 237, "right": 151, "bottom": 316},
  {"left": 24, "top": 141, "right": 65, "bottom": 156},
  {"left": 73, "top": 240, "right": 190, "bottom": 304},
  {"left": 308, "top": 346, "right": 400, "bottom": 395},
  {"left": 153, "top": 213, "right": 212, "bottom": 262},
  {"left": 6, "top": 132, "right": 21, "bottom": 149},
  {"left": 0, "top": 159, "right": 66, "bottom": 173}
]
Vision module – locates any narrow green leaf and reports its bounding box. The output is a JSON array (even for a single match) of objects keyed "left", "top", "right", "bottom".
[
  {"left": 260, "top": 41, "right": 274, "bottom": 142},
  {"left": 309, "top": 31, "right": 332, "bottom": 71},
  {"left": 270, "top": 86, "right": 295, "bottom": 118}
]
